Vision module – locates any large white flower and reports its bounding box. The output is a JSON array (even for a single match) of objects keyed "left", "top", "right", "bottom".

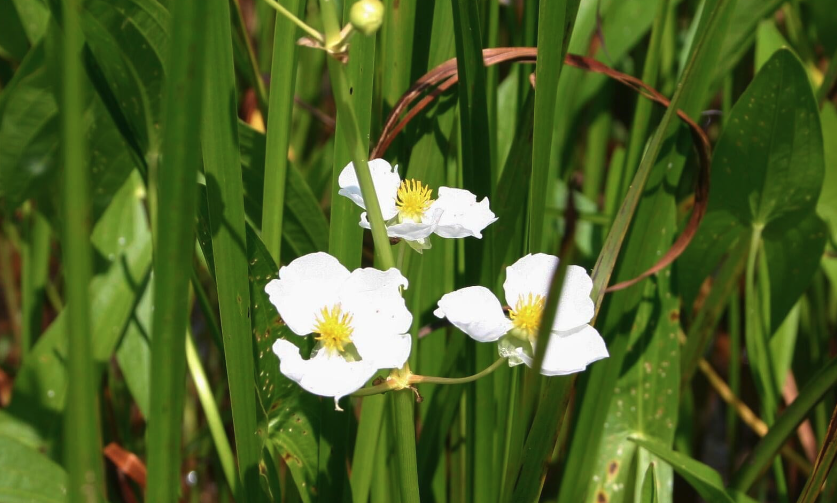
[
  {"left": 266, "top": 252, "right": 413, "bottom": 408},
  {"left": 433, "top": 253, "right": 608, "bottom": 376},
  {"left": 338, "top": 159, "right": 497, "bottom": 250}
]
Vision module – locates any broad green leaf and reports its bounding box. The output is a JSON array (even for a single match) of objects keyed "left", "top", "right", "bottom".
[
  {"left": 631, "top": 437, "right": 740, "bottom": 503},
  {"left": 79, "top": 0, "right": 168, "bottom": 157},
  {"left": 0, "top": 39, "right": 137, "bottom": 220},
  {"left": 9, "top": 0, "right": 48, "bottom": 44},
  {"left": 680, "top": 49, "right": 826, "bottom": 330},
  {"left": 115, "top": 277, "right": 153, "bottom": 416},
  {"left": 586, "top": 272, "right": 680, "bottom": 503},
  {"left": 0, "top": 173, "right": 151, "bottom": 453},
  {"left": 0, "top": 435, "right": 67, "bottom": 503},
  {"left": 246, "top": 226, "right": 318, "bottom": 503}
]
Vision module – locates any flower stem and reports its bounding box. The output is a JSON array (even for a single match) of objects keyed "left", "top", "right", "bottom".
[
  {"left": 411, "top": 357, "right": 506, "bottom": 385},
  {"left": 319, "top": 1, "right": 395, "bottom": 270},
  {"left": 351, "top": 357, "right": 508, "bottom": 396},
  {"left": 262, "top": 0, "right": 324, "bottom": 44}
]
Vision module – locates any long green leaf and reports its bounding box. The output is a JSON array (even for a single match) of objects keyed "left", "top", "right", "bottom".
[
  {"left": 146, "top": 0, "right": 207, "bottom": 498},
  {"left": 732, "top": 357, "right": 837, "bottom": 491},
  {"left": 528, "top": 0, "right": 580, "bottom": 252},
  {"left": 631, "top": 436, "right": 746, "bottom": 503},
  {"left": 262, "top": 0, "right": 304, "bottom": 262},
  {"left": 201, "top": 0, "right": 263, "bottom": 498},
  {"left": 796, "top": 404, "right": 837, "bottom": 503}
]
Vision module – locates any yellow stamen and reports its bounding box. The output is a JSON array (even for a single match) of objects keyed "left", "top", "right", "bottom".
[
  {"left": 396, "top": 179, "right": 434, "bottom": 222},
  {"left": 509, "top": 293, "right": 545, "bottom": 338},
  {"left": 313, "top": 304, "right": 354, "bottom": 353}
]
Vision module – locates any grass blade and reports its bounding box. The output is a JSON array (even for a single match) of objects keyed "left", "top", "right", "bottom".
[
  {"left": 262, "top": 0, "right": 305, "bottom": 262},
  {"left": 146, "top": 0, "right": 207, "bottom": 499},
  {"left": 528, "top": 0, "right": 581, "bottom": 252},
  {"left": 201, "top": 0, "right": 264, "bottom": 498},
  {"left": 732, "top": 357, "right": 837, "bottom": 492},
  {"left": 796, "top": 404, "right": 837, "bottom": 503}
]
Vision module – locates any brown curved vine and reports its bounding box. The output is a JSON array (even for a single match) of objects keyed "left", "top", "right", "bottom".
[{"left": 370, "top": 47, "right": 712, "bottom": 294}]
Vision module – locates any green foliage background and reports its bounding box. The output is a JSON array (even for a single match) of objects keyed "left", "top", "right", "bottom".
[{"left": 0, "top": 0, "right": 836, "bottom": 502}]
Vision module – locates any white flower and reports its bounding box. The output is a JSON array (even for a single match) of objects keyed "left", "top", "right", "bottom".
[
  {"left": 433, "top": 253, "right": 608, "bottom": 375},
  {"left": 338, "top": 159, "right": 497, "bottom": 250},
  {"left": 266, "top": 252, "right": 413, "bottom": 408}
]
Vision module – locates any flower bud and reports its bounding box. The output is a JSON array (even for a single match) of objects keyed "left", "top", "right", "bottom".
[{"left": 350, "top": 0, "right": 384, "bottom": 36}]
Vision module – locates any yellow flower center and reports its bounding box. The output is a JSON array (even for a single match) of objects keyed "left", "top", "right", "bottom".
[
  {"left": 509, "top": 293, "right": 545, "bottom": 338},
  {"left": 313, "top": 305, "right": 354, "bottom": 353},
  {"left": 396, "top": 179, "right": 434, "bottom": 222}
]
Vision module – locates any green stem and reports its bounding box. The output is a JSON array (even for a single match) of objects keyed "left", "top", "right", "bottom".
[
  {"left": 391, "top": 390, "right": 421, "bottom": 503},
  {"left": 412, "top": 358, "right": 506, "bottom": 385},
  {"left": 262, "top": 0, "right": 324, "bottom": 43},
  {"left": 186, "top": 331, "right": 238, "bottom": 495},
  {"left": 61, "top": 0, "right": 105, "bottom": 496},
  {"left": 352, "top": 358, "right": 507, "bottom": 396},
  {"left": 320, "top": 7, "right": 394, "bottom": 270}
]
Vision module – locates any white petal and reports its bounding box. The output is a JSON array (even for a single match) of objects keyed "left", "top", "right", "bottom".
[
  {"left": 536, "top": 325, "right": 608, "bottom": 376},
  {"left": 339, "top": 267, "right": 412, "bottom": 341},
  {"left": 430, "top": 187, "right": 498, "bottom": 239},
  {"left": 502, "top": 256, "right": 595, "bottom": 331},
  {"left": 550, "top": 265, "right": 595, "bottom": 332},
  {"left": 355, "top": 333, "right": 412, "bottom": 369},
  {"left": 265, "top": 252, "right": 350, "bottom": 335},
  {"left": 503, "top": 253, "right": 558, "bottom": 305},
  {"left": 359, "top": 210, "right": 439, "bottom": 241},
  {"left": 272, "top": 338, "right": 377, "bottom": 400},
  {"left": 338, "top": 159, "right": 401, "bottom": 220},
  {"left": 434, "top": 286, "right": 512, "bottom": 342}
]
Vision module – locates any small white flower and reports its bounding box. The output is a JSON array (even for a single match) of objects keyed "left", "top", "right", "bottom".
[
  {"left": 433, "top": 253, "right": 608, "bottom": 375},
  {"left": 338, "top": 159, "right": 497, "bottom": 251},
  {"left": 266, "top": 252, "right": 413, "bottom": 408}
]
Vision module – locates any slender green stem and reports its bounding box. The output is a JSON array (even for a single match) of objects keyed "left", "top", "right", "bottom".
[
  {"left": 262, "top": 0, "right": 324, "bottom": 43},
  {"left": 61, "top": 0, "right": 105, "bottom": 497},
  {"left": 352, "top": 358, "right": 507, "bottom": 396},
  {"left": 391, "top": 390, "right": 421, "bottom": 503},
  {"left": 186, "top": 331, "right": 238, "bottom": 495},
  {"left": 412, "top": 358, "right": 506, "bottom": 385},
  {"left": 320, "top": 6, "right": 394, "bottom": 270}
]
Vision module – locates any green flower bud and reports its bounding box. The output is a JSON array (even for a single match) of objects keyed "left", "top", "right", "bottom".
[{"left": 350, "top": 0, "right": 384, "bottom": 36}]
